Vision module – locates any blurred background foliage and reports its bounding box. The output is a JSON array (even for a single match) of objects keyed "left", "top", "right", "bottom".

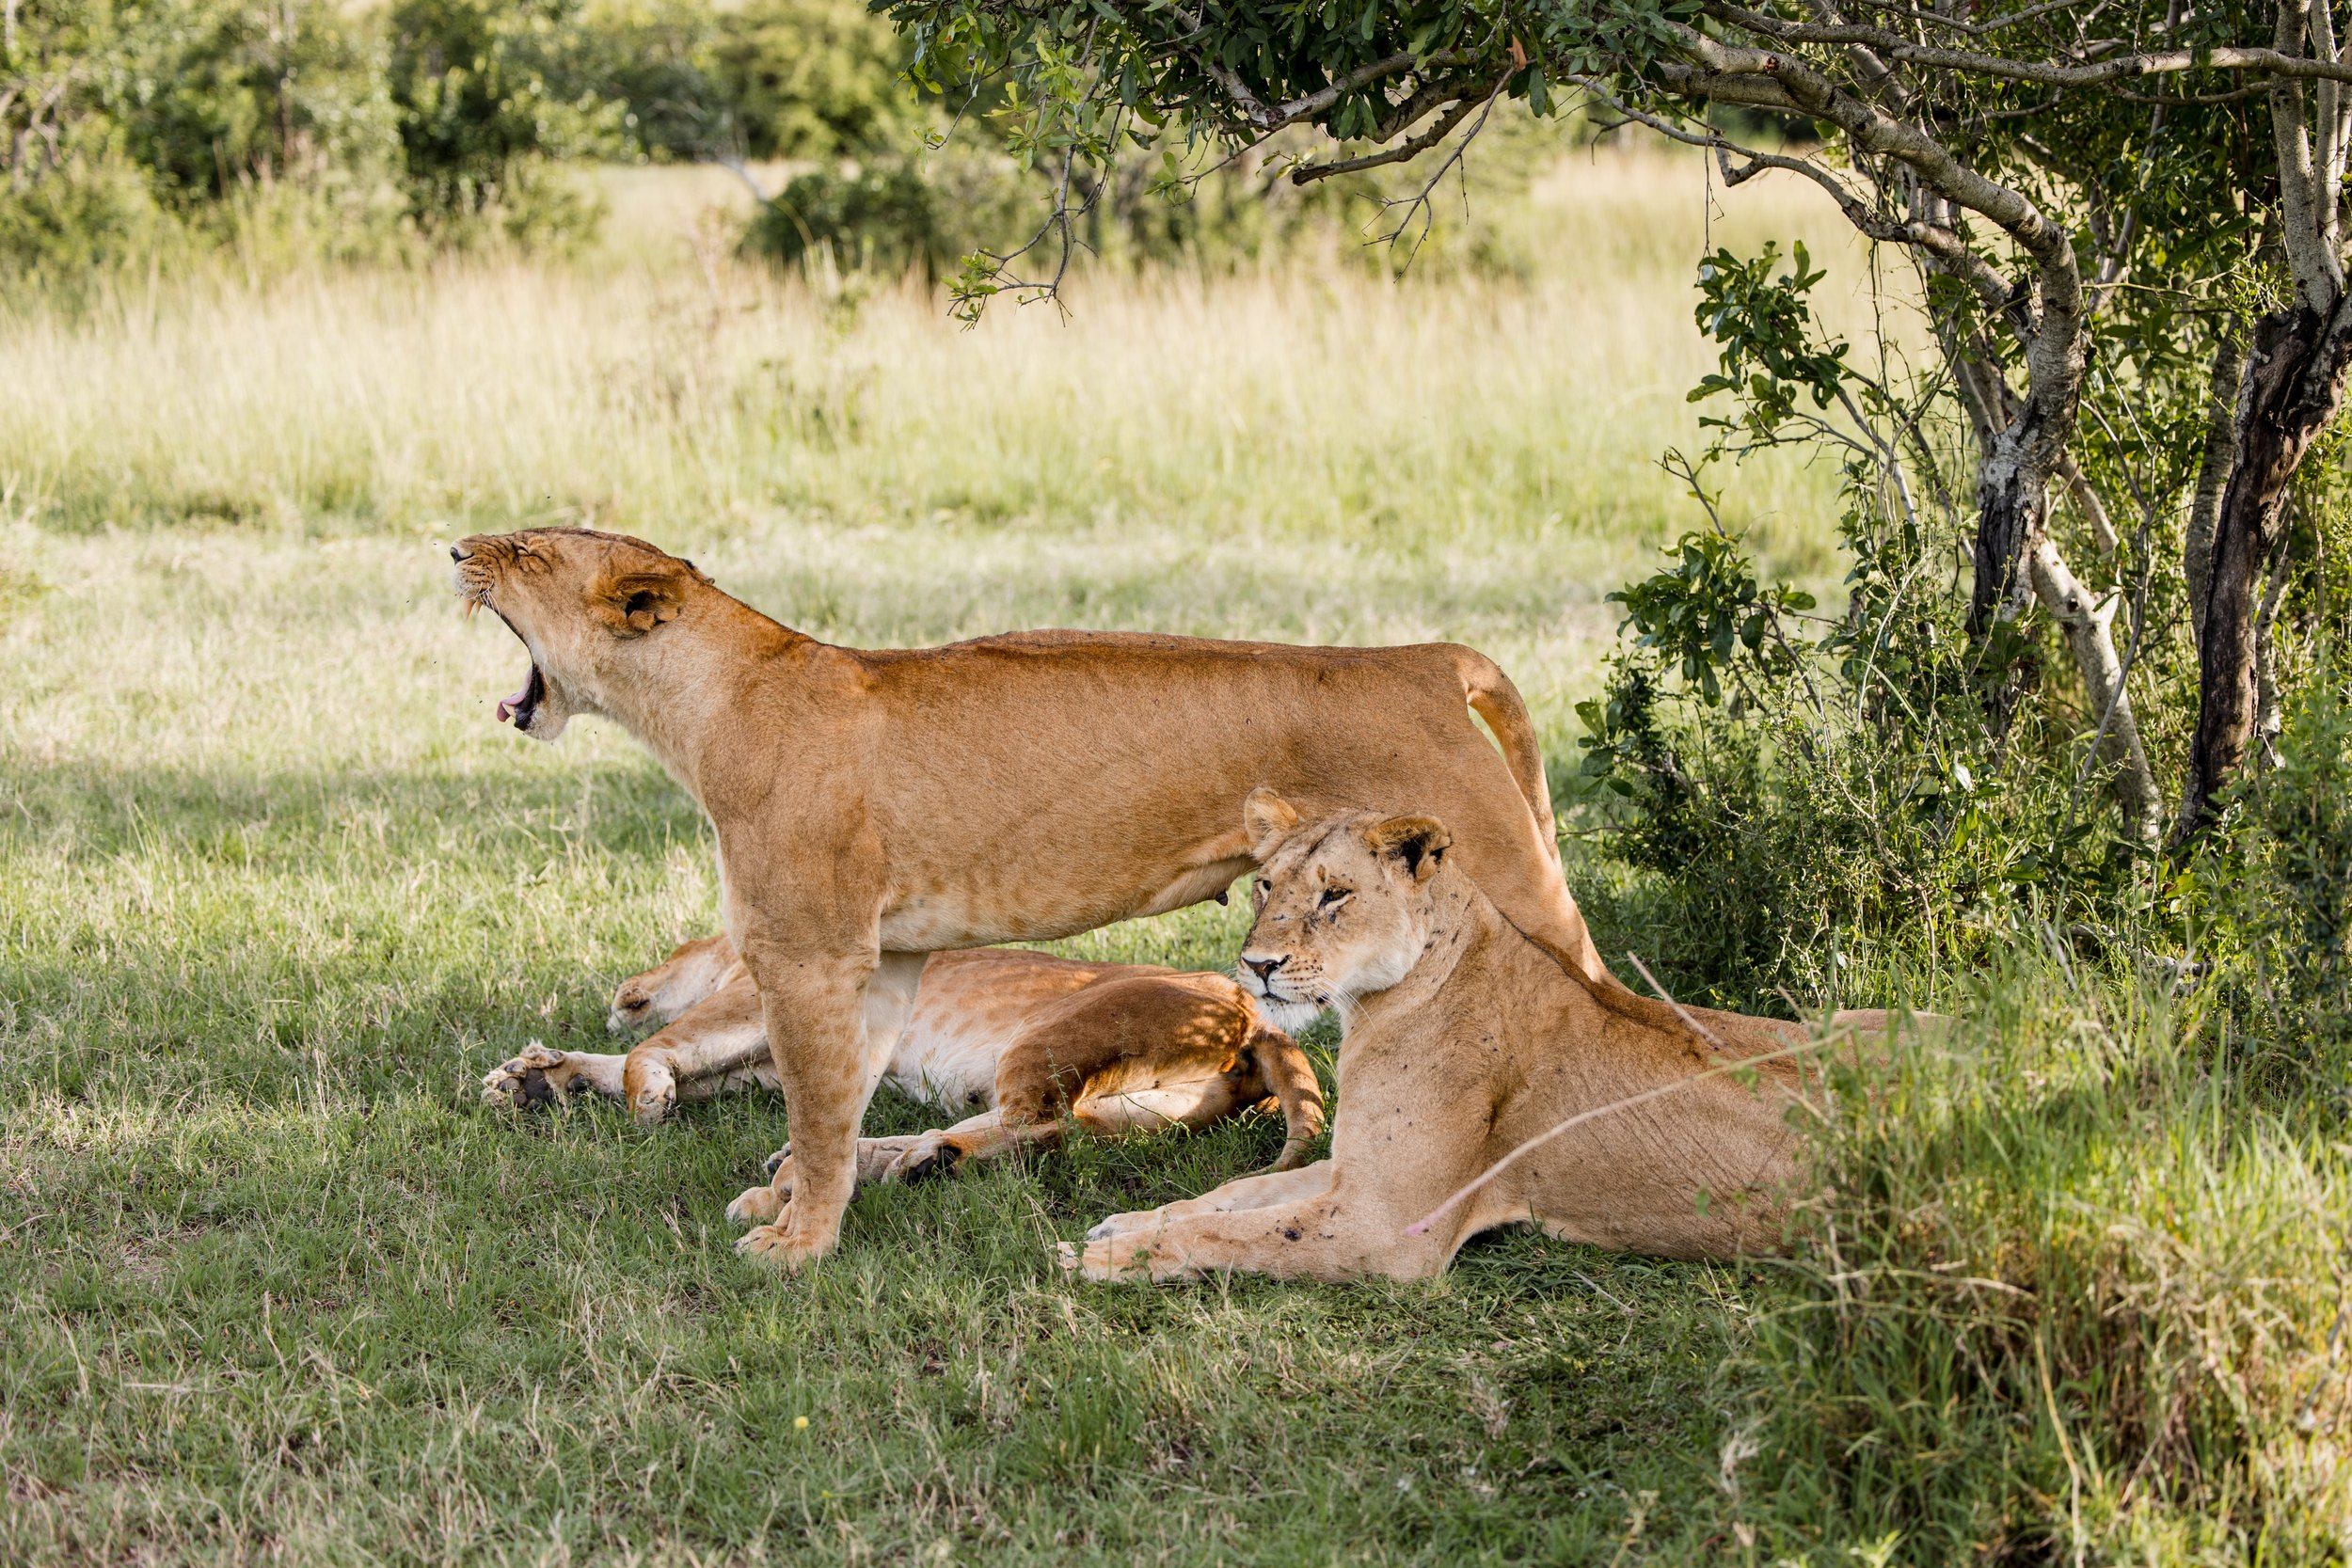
[{"left": 0, "top": 0, "right": 1577, "bottom": 280}]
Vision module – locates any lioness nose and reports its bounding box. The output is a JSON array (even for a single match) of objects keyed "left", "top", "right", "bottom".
[{"left": 1242, "top": 954, "right": 1287, "bottom": 981}]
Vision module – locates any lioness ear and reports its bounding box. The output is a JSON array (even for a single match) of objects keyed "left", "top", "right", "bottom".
[
  {"left": 595, "top": 567, "right": 691, "bottom": 637},
  {"left": 1243, "top": 787, "right": 1302, "bottom": 858},
  {"left": 1367, "top": 816, "right": 1452, "bottom": 884}
]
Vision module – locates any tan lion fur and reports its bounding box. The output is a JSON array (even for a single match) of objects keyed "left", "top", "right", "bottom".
[
  {"left": 483, "top": 936, "right": 1324, "bottom": 1181},
  {"left": 450, "top": 526, "right": 1630, "bottom": 1269},
  {"left": 1068, "top": 793, "right": 1921, "bottom": 1282}
]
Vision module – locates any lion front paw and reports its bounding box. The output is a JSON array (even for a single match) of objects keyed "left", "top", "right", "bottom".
[
  {"left": 882, "top": 1132, "right": 963, "bottom": 1185},
  {"left": 725, "top": 1183, "right": 786, "bottom": 1227},
  {"left": 1084, "top": 1208, "right": 1159, "bottom": 1243},
  {"left": 1059, "top": 1233, "right": 1158, "bottom": 1282},
  {"left": 627, "top": 1058, "right": 677, "bottom": 1128},
  {"left": 481, "top": 1042, "right": 577, "bottom": 1110},
  {"left": 737, "top": 1214, "right": 834, "bottom": 1272}
]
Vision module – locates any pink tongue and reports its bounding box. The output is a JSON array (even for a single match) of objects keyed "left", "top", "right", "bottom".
[{"left": 497, "top": 679, "right": 532, "bottom": 723}]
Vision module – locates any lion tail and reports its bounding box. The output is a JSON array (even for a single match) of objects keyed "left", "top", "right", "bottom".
[{"left": 1453, "top": 647, "right": 1561, "bottom": 869}]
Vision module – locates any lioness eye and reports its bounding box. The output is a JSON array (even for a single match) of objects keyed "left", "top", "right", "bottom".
[
  {"left": 1252, "top": 879, "right": 1270, "bottom": 908},
  {"left": 1318, "top": 887, "right": 1350, "bottom": 911}
]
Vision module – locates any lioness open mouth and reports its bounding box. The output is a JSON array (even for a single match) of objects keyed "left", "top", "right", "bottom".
[{"left": 498, "top": 662, "right": 546, "bottom": 728}]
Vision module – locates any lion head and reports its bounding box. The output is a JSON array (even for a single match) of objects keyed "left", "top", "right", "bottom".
[
  {"left": 449, "top": 527, "right": 711, "bottom": 742},
  {"left": 1233, "top": 788, "right": 1453, "bottom": 1029}
]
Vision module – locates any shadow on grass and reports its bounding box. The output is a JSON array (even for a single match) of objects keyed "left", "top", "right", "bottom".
[{"left": 1, "top": 752, "right": 708, "bottom": 867}]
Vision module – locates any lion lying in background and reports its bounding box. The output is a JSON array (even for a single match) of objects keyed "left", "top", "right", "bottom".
[
  {"left": 485, "top": 936, "right": 1325, "bottom": 1188},
  {"left": 1068, "top": 792, "right": 1920, "bottom": 1282}
]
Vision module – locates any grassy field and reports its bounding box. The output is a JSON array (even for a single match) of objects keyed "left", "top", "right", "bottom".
[{"left": 4, "top": 147, "right": 2343, "bottom": 1564}]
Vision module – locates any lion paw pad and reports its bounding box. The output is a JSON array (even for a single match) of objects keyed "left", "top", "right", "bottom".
[{"left": 482, "top": 1042, "right": 573, "bottom": 1109}]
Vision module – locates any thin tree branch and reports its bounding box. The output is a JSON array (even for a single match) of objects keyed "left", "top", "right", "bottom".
[
  {"left": 1167, "top": 17, "right": 1463, "bottom": 133},
  {"left": 1291, "top": 93, "right": 1481, "bottom": 182},
  {"left": 1703, "top": 0, "right": 2352, "bottom": 88}
]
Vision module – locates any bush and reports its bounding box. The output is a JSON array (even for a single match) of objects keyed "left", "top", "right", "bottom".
[
  {"left": 1, "top": 0, "right": 408, "bottom": 276},
  {"left": 582, "top": 0, "right": 920, "bottom": 162},
  {"left": 3, "top": 0, "right": 624, "bottom": 272},
  {"left": 0, "top": 152, "right": 168, "bottom": 281},
  {"left": 1573, "top": 244, "right": 2150, "bottom": 1013},
  {"left": 741, "top": 153, "right": 1027, "bottom": 278},
  {"left": 387, "top": 0, "right": 620, "bottom": 240},
  {"left": 2188, "top": 650, "right": 2352, "bottom": 1098},
  {"left": 1740, "top": 957, "right": 2352, "bottom": 1562}
]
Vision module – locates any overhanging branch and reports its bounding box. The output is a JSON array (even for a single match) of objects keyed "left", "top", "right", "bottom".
[{"left": 1703, "top": 0, "right": 2352, "bottom": 88}]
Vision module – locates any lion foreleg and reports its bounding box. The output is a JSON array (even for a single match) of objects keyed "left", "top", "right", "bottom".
[
  {"left": 482, "top": 1043, "right": 628, "bottom": 1108},
  {"left": 1064, "top": 1180, "right": 1455, "bottom": 1284},
  {"left": 607, "top": 933, "right": 741, "bottom": 1033},
  {"left": 1083, "top": 1161, "right": 1336, "bottom": 1243},
  {"left": 726, "top": 933, "right": 922, "bottom": 1271},
  {"left": 754, "top": 951, "right": 929, "bottom": 1195},
  {"left": 723, "top": 957, "right": 872, "bottom": 1266},
  {"left": 621, "top": 971, "right": 771, "bottom": 1126}
]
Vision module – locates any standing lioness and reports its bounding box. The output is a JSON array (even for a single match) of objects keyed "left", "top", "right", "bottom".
[{"left": 451, "top": 527, "right": 1611, "bottom": 1271}]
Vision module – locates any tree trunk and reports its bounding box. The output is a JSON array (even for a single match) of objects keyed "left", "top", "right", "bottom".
[
  {"left": 2185, "top": 334, "right": 2248, "bottom": 650},
  {"left": 2026, "top": 531, "right": 2162, "bottom": 842},
  {"left": 2175, "top": 304, "right": 2352, "bottom": 846},
  {"left": 1967, "top": 406, "right": 2046, "bottom": 641}
]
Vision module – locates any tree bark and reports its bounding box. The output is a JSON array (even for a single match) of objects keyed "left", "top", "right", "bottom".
[
  {"left": 2185, "top": 334, "right": 2248, "bottom": 649},
  {"left": 2175, "top": 303, "right": 2352, "bottom": 846},
  {"left": 1970, "top": 426, "right": 2046, "bottom": 638},
  {"left": 2026, "top": 531, "right": 2163, "bottom": 842}
]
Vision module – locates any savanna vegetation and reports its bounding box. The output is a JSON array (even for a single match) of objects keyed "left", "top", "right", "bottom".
[{"left": 5, "top": 0, "right": 2351, "bottom": 1560}]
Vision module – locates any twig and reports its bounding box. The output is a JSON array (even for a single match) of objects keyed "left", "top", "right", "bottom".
[{"left": 1705, "top": 0, "right": 2352, "bottom": 87}]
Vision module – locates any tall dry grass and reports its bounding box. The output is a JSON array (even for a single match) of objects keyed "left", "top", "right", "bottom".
[{"left": 0, "top": 149, "right": 1862, "bottom": 692}]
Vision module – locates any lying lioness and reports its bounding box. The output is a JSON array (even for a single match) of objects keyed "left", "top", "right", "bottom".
[
  {"left": 451, "top": 527, "right": 1623, "bottom": 1270},
  {"left": 1068, "top": 793, "right": 1915, "bottom": 1282},
  {"left": 482, "top": 936, "right": 1324, "bottom": 1181}
]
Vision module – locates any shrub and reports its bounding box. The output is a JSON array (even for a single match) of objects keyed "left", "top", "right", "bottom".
[
  {"left": 741, "top": 155, "right": 1015, "bottom": 278},
  {"left": 387, "top": 0, "right": 621, "bottom": 240},
  {"left": 1742, "top": 958, "right": 2352, "bottom": 1562},
  {"left": 582, "top": 0, "right": 920, "bottom": 162},
  {"left": 1573, "top": 244, "right": 2150, "bottom": 1013},
  {"left": 2188, "top": 649, "right": 2352, "bottom": 1099}
]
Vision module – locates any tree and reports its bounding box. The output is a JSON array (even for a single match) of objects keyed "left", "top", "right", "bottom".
[{"left": 881, "top": 0, "right": 2352, "bottom": 849}]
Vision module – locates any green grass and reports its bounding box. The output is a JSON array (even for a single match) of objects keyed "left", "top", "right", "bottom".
[
  {"left": 0, "top": 149, "right": 1843, "bottom": 1564},
  {"left": 5, "top": 147, "right": 2345, "bottom": 1564},
  {"left": 0, "top": 529, "right": 1777, "bottom": 1563}
]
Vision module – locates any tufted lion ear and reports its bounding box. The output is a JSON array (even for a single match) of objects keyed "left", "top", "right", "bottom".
[
  {"left": 592, "top": 563, "right": 692, "bottom": 637},
  {"left": 1366, "top": 815, "right": 1452, "bottom": 884},
  {"left": 1242, "top": 787, "right": 1302, "bottom": 858}
]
